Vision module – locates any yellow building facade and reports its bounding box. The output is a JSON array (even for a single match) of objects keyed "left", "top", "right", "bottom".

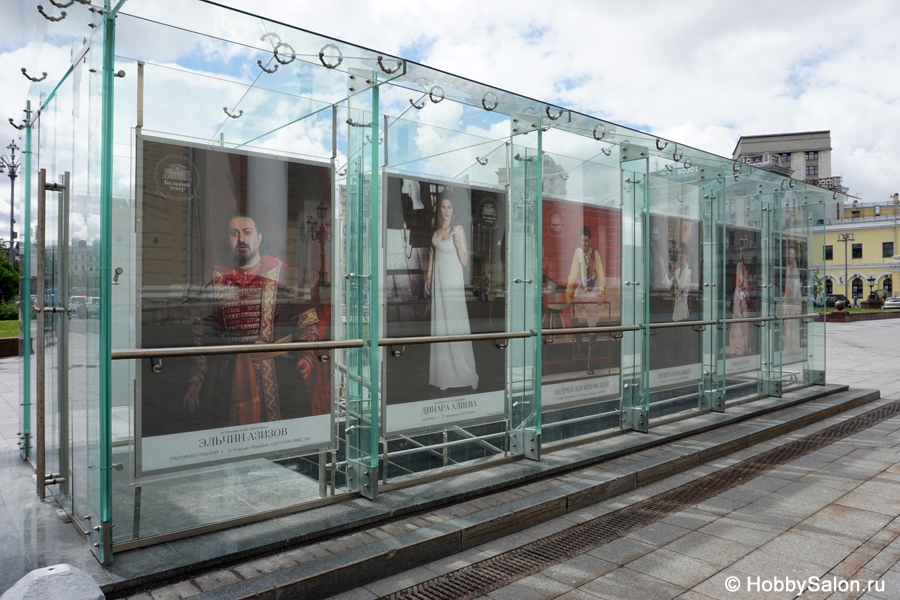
[{"left": 821, "top": 194, "right": 900, "bottom": 300}]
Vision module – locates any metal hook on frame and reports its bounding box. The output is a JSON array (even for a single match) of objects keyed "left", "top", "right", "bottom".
[
  {"left": 609, "top": 332, "right": 624, "bottom": 341},
  {"left": 319, "top": 43, "right": 343, "bottom": 69},
  {"left": 48, "top": 0, "right": 75, "bottom": 6},
  {"left": 513, "top": 154, "right": 534, "bottom": 162},
  {"left": 672, "top": 146, "right": 683, "bottom": 162},
  {"left": 692, "top": 324, "right": 706, "bottom": 332},
  {"left": 475, "top": 157, "right": 488, "bottom": 166},
  {"left": 390, "top": 345, "right": 406, "bottom": 358},
  {"left": 9, "top": 119, "right": 25, "bottom": 131},
  {"left": 21, "top": 68, "right": 47, "bottom": 82},
  {"left": 409, "top": 95, "right": 426, "bottom": 110},
  {"left": 257, "top": 59, "right": 278, "bottom": 74},
  {"left": 37, "top": 5, "right": 66, "bottom": 21},
  {"left": 592, "top": 124, "right": 606, "bottom": 141},
  {"left": 559, "top": 172, "right": 569, "bottom": 181},
  {"left": 655, "top": 138, "right": 668, "bottom": 151},
  {"left": 429, "top": 86, "right": 445, "bottom": 104},
  {"left": 346, "top": 118, "right": 372, "bottom": 128},
  {"left": 319, "top": 351, "right": 330, "bottom": 362},
  {"left": 543, "top": 336, "right": 555, "bottom": 345},
  {"left": 600, "top": 145, "right": 612, "bottom": 157},
  {"left": 223, "top": 107, "right": 243, "bottom": 119},
  {"left": 683, "top": 158, "right": 692, "bottom": 168},
  {"left": 481, "top": 92, "right": 499, "bottom": 112},
  {"left": 494, "top": 339, "right": 509, "bottom": 350},
  {"left": 377, "top": 55, "right": 403, "bottom": 74},
  {"left": 752, "top": 320, "right": 766, "bottom": 328},
  {"left": 112, "top": 267, "right": 123, "bottom": 285},
  {"left": 665, "top": 164, "right": 673, "bottom": 172},
  {"left": 274, "top": 42, "right": 296, "bottom": 65},
  {"left": 546, "top": 106, "right": 563, "bottom": 121},
  {"left": 151, "top": 358, "right": 162, "bottom": 374}
]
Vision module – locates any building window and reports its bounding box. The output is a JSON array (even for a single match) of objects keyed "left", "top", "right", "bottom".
[
  {"left": 884, "top": 242, "right": 894, "bottom": 258},
  {"left": 852, "top": 278, "right": 863, "bottom": 298},
  {"left": 885, "top": 278, "right": 893, "bottom": 295},
  {"left": 782, "top": 154, "right": 791, "bottom": 162},
  {"left": 806, "top": 165, "right": 819, "bottom": 176},
  {"left": 806, "top": 151, "right": 819, "bottom": 161},
  {"left": 852, "top": 243, "right": 862, "bottom": 259},
  {"left": 825, "top": 279, "right": 833, "bottom": 294},
  {"left": 825, "top": 245, "right": 833, "bottom": 260}
]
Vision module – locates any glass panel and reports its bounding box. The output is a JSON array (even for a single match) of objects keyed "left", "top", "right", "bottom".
[
  {"left": 721, "top": 188, "right": 765, "bottom": 402},
  {"left": 619, "top": 150, "right": 648, "bottom": 431},
  {"left": 508, "top": 128, "right": 540, "bottom": 455},
  {"left": 538, "top": 129, "right": 623, "bottom": 444},
  {"left": 19, "top": 105, "right": 35, "bottom": 463}
]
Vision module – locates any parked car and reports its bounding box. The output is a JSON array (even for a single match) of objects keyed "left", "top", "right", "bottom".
[
  {"left": 85, "top": 297, "right": 100, "bottom": 318},
  {"left": 884, "top": 297, "right": 900, "bottom": 310},
  {"left": 67, "top": 295, "right": 87, "bottom": 318},
  {"left": 825, "top": 294, "right": 849, "bottom": 307}
]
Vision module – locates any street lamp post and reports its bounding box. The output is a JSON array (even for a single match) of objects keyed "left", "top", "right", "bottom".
[
  {"left": 0, "top": 140, "right": 21, "bottom": 264},
  {"left": 837, "top": 232, "right": 854, "bottom": 300}
]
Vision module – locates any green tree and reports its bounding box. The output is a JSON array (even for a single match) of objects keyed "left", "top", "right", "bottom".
[{"left": 0, "top": 239, "right": 20, "bottom": 309}]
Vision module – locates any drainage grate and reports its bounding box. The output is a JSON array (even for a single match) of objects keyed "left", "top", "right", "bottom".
[{"left": 385, "top": 400, "right": 900, "bottom": 600}]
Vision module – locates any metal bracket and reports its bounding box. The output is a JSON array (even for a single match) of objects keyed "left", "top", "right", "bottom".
[
  {"left": 765, "top": 379, "right": 782, "bottom": 398},
  {"left": 429, "top": 86, "right": 444, "bottom": 103},
  {"left": 257, "top": 60, "right": 277, "bottom": 74},
  {"left": 376, "top": 55, "right": 402, "bottom": 74},
  {"left": 21, "top": 68, "right": 48, "bottom": 82},
  {"left": 545, "top": 106, "right": 563, "bottom": 121},
  {"left": 9, "top": 119, "right": 26, "bottom": 131},
  {"left": 37, "top": 5, "right": 66, "bottom": 21},
  {"left": 807, "top": 369, "right": 825, "bottom": 386},
  {"left": 112, "top": 266, "right": 123, "bottom": 285},
  {"left": 223, "top": 107, "right": 243, "bottom": 119},
  {"left": 481, "top": 92, "right": 498, "bottom": 111},
  {"left": 699, "top": 390, "right": 725, "bottom": 412},
  {"left": 274, "top": 42, "right": 296, "bottom": 65},
  {"left": 621, "top": 406, "right": 648, "bottom": 433},
  {"left": 655, "top": 138, "right": 668, "bottom": 151},
  {"left": 509, "top": 430, "right": 540, "bottom": 460},
  {"left": 494, "top": 338, "right": 509, "bottom": 350},
  {"left": 408, "top": 95, "right": 426, "bottom": 110},
  {"left": 151, "top": 358, "right": 162, "bottom": 374},
  {"left": 593, "top": 124, "right": 606, "bottom": 141},
  {"left": 48, "top": 0, "right": 75, "bottom": 7},
  {"left": 672, "top": 146, "right": 683, "bottom": 162},
  {"left": 319, "top": 43, "right": 343, "bottom": 69},
  {"left": 390, "top": 345, "right": 405, "bottom": 358},
  {"left": 347, "top": 462, "right": 377, "bottom": 500},
  {"left": 475, "top": 156, "right": 488, "bottom": 166}
]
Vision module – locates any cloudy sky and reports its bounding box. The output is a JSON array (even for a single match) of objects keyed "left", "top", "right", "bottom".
[{"left": 1, "top": 0, "right": 898, "bottom": 243}]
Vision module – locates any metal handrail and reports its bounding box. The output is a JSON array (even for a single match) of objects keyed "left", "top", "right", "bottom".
[
  {"left": 110, "top": 339, "right": 365, "bottom": 360},
  {"left": 723, "top": 316, "right": 776, "bottom": 324},
  {"left": 646, "top": 319, "right": 717, "bottom": 330},
  {"left": 781, "top": 313, "right": 819, "bottom": 321},
  {"left": 378, "top": 331, "right": 532, "bottom": 347},
  {"left": 542, "top": 325, "right": 640, "bottom": 336}
]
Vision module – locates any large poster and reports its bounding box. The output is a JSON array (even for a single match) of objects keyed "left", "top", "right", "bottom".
[
  {"left": 782, "top": 235, "right": 808, "bottom": 365},
  {"left": 137, "top": 138, "right": 333, "bottom": 475},
  {"left": 383, "top": 175, "right": 506, "bottom": 433},
  {"left": 647, "top": 214, "right": 702, "bottom": 388},
  {"left": 541, "top": 199, "right": 621, "bottom": 406},
  {"left": 723, "top": 226, "right": 762, "bottom": 375}
]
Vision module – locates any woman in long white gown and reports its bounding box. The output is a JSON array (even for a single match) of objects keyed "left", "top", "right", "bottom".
[
  {"left": 660, "top": 246, "right": 691, "bottom": 322},
  {"left": 425, "top": 197, "right": 479, "bottom": 391},
  {"left": 727, "top": 246, "right": 751, "bottom": 356},
  {"left": 783, "top": 247, "right": 801, "bottom": 351}
]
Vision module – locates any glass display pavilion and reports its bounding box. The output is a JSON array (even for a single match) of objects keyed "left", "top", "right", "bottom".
[{"left": 14, "top": 0, "right": 844, "bottom": 564}]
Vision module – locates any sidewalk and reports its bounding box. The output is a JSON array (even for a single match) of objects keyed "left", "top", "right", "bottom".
[
  {"left": 0, "top": 320, "right": 898, "bottom": 599},
  {"left": 325, "top": 320, "right": 900, "bottom": 600}
]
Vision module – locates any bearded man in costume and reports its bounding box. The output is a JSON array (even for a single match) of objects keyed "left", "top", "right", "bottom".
[{"left": 183, "top": 214, "right": 327, "bottom": 426}]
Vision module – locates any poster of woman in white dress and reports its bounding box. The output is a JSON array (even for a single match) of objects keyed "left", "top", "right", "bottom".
[
  {"left": 647, "top": 214, "right": 701, "bottom": 388},
  {"left": 383, "top": 175, "right": 507, "bottom": 433}
]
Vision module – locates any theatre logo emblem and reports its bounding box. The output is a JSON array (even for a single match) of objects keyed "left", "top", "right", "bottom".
[{"left": 153, "top": 154, "right": 200, "bottom": 201}]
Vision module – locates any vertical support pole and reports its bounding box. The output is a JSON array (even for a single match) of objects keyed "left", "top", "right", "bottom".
[
  {"left": 21, "top": 100, "right": 32, "bottom": 462},
  {"left": 58, "top": 172, "right": 70, "bottom": 492},
  {"left": 36, "top": 169, "right": 46, "bottom": 499},
  {"left": 97, "top": 0, "right": 117, "bottom": 565},
  {"left": 364, "top": 83, "right": 380, "bottom": 500}
]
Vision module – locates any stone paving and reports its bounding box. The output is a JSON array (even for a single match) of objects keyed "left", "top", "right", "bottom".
[{"left": 321, "top": 320, "right": 900, "bottom": 600}]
